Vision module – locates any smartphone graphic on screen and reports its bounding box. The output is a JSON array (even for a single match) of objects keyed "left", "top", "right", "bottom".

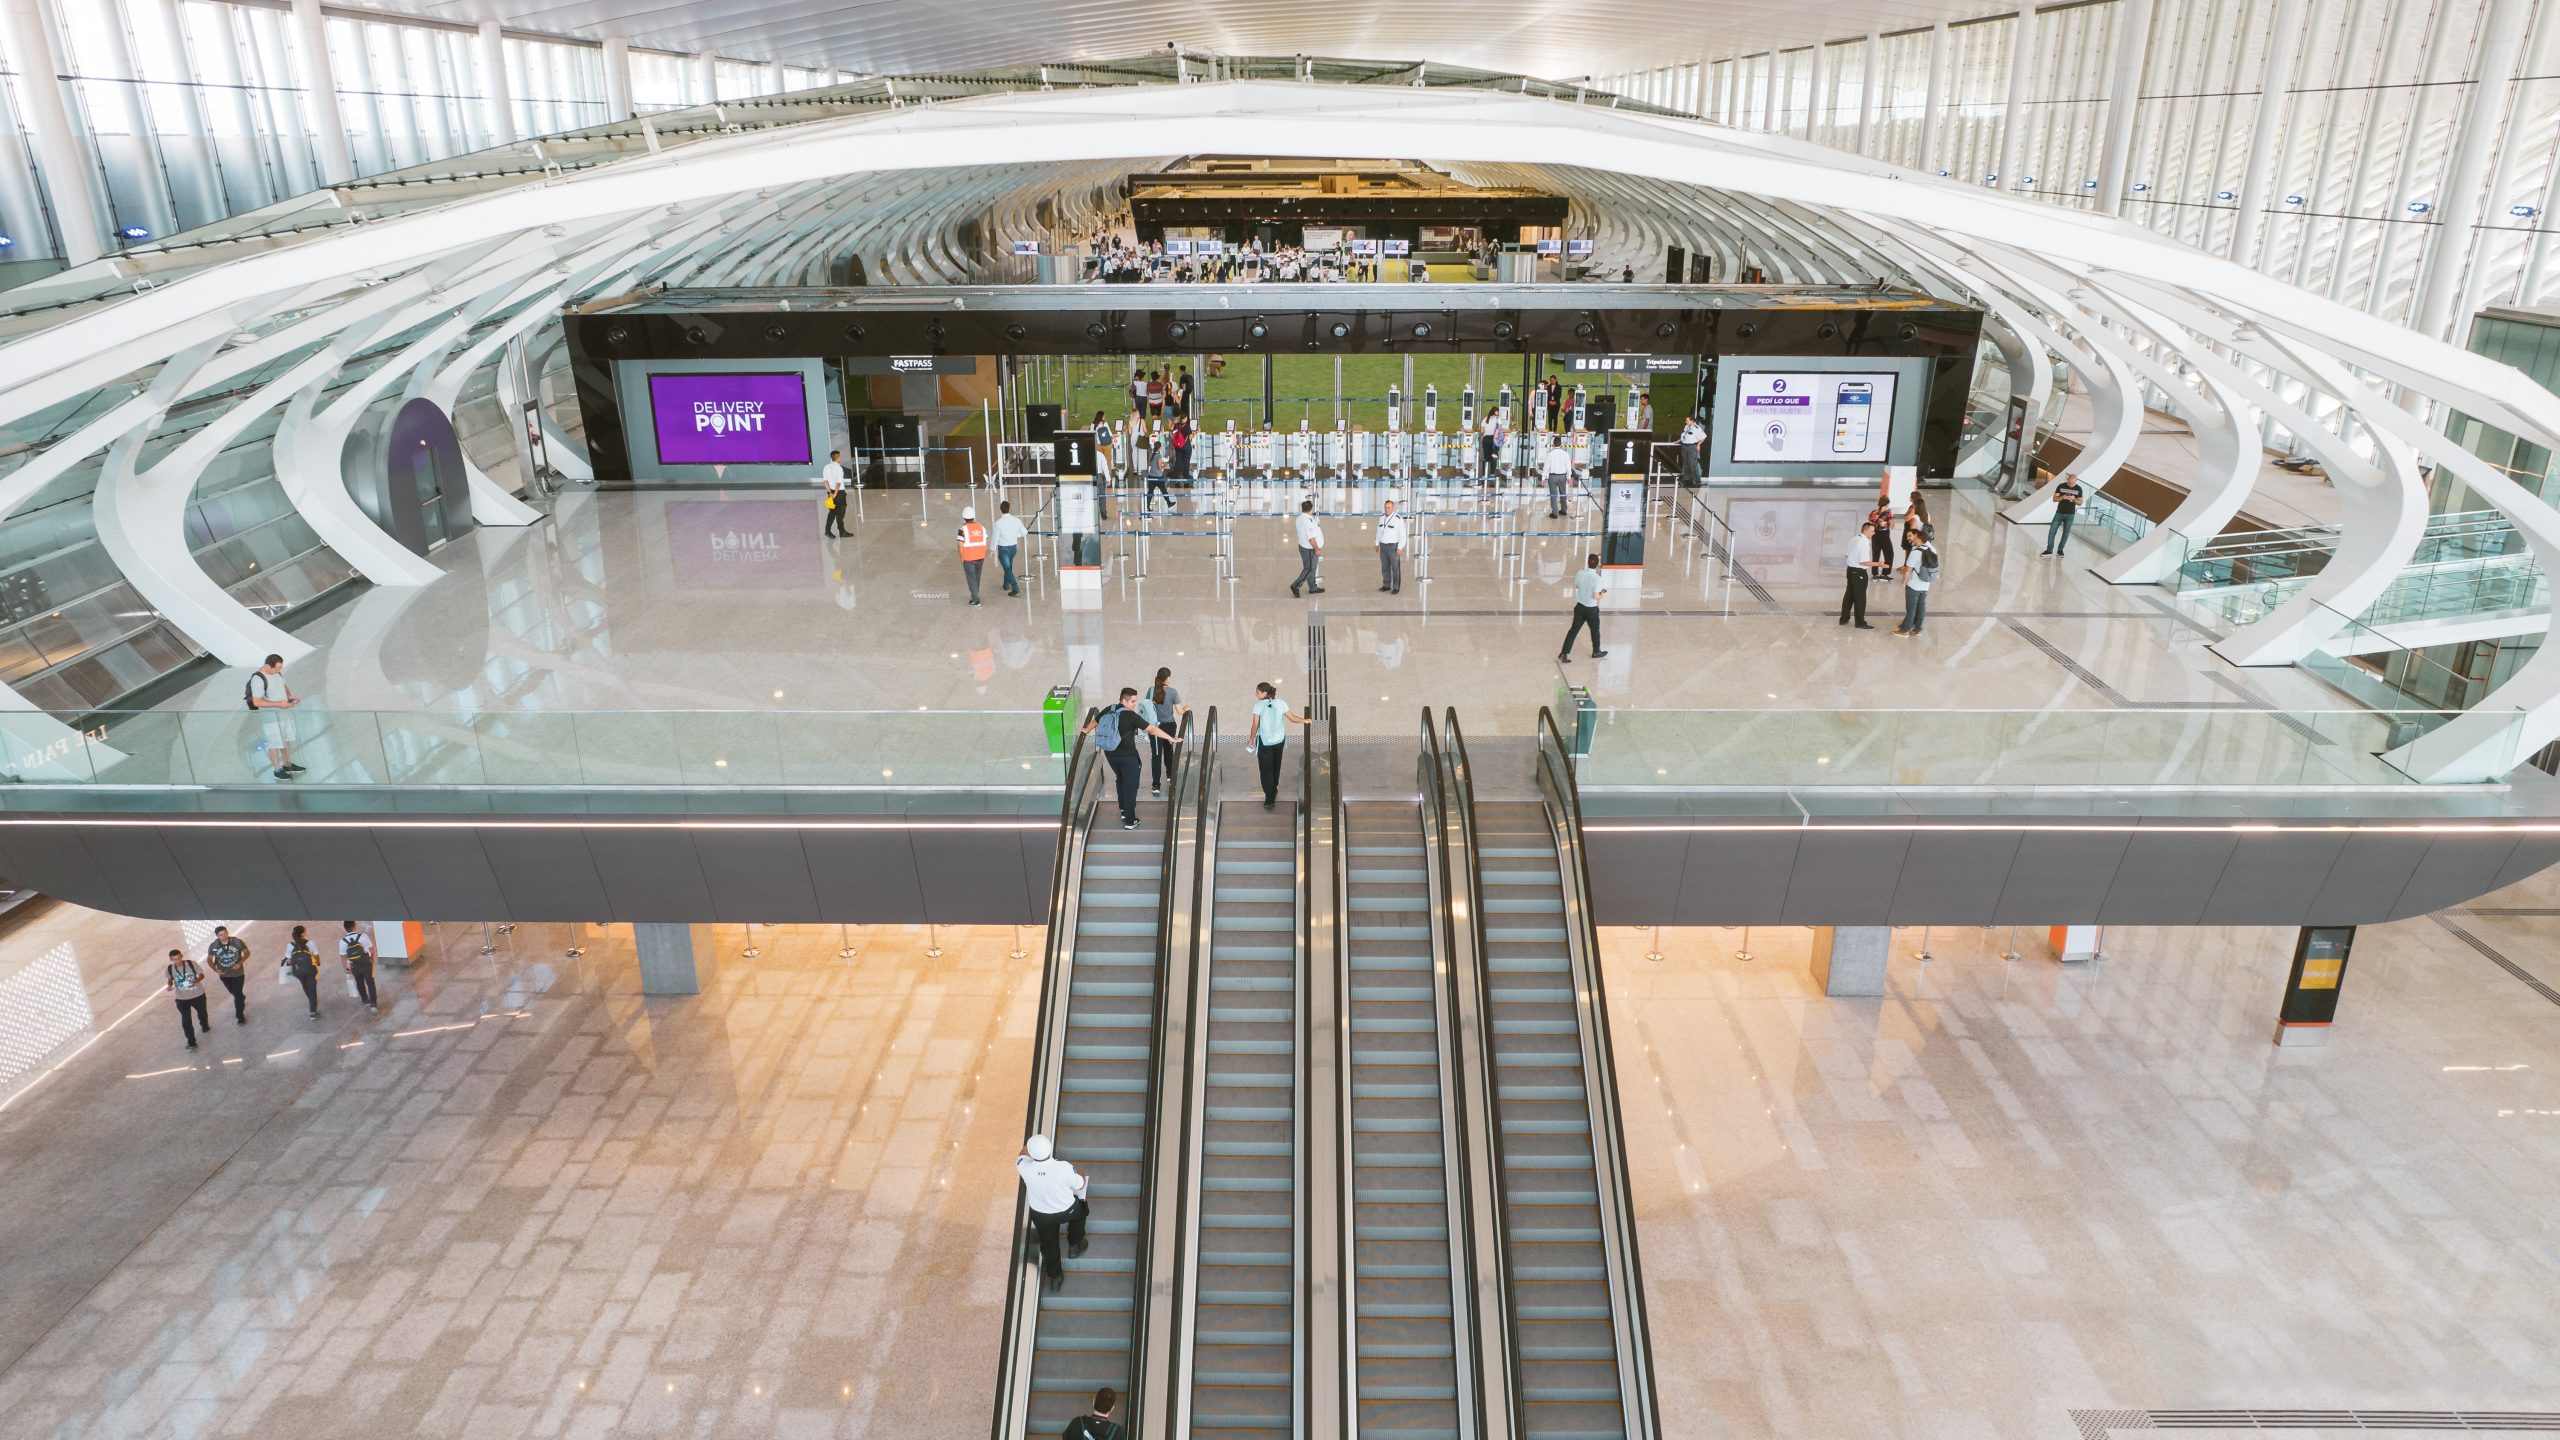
[{"left": 1833, "top": 383, "right": 1874, "bottom": 453}]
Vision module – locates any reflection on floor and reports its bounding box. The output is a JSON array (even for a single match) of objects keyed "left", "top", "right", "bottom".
[
  {"left": 0, "top": 915, "right": 1035, "bottom": 1440},
  {"left": 156, "top": 480, "right": 2357, "bottom": 744},
  {"left": 9, "top": 865, "right": 2556, "bottom": 1437}
]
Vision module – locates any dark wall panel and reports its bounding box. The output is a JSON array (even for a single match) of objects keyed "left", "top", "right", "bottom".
[
  {"left": 2306, "top": 833, "right": 2428, "bottom": 923},
  {"left": 1990, "top": 829, "right": 2133, "bottom": 924},
  {"left": 1887, "top": 829, "right": 2023, "bottom": 923},
  {"left": 370, "top": 827, "right": 510, "bottom": 918},
  {"left": 692, "top": 829, "right": 819, "bottom": 922},
  {"left": 1582, "top": 827, "right": 1690, "bottom": 927},
  {"left": 802, "top": 829, "right": 929, "bottom": 923},
  {"left": 0, "top": 826, "right": 115, "bottom": 913},
  {"left": 2390, "top": 834, "right": 2524, "bottom": 919},
  {"left": 2199, "top": 831, "right": 2350, "bottom": 925},
  {"left": 2097, "top": 827, "right": 2241, "bottom": 925},
  {"left": 585, "top": 828, "right": 718, "bottom": 921},
  {"left": 480, "top": 830, "right": 614, "bottom": 921},
  {"left": 158, "top": 827, "right": 307, "bottom": 921},
  {"left": 85, "top": 828, "right": 205, "bottom": 919},
  {"left": 263, "top": 828, "right": 407, "bottom": 918},
  {"left": 1779, "top": 830, "right": 1911, "bottom": 924}
]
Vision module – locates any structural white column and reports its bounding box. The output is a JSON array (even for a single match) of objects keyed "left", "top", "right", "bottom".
[
  {"left": 1919, "top": 23, "right": 1950, "bottom": 174},
  {"left": 1811, "top": 927, "right": 1890, "bottom": 997},
  {"left": 2231, "top": 0, "right": 2306, "bottom": 265},
  {"left": 1996, "top": 2, "right": 2038, "bottom": 188},
  {"left": 1855, "top": 34, "right": 1879, "bottom": 154},
  {"left": 693, "top": 51, "right": 716, "bottom": 106},
  {"left": 289, "top": 0, "right": 353, "bottom": 183},
  {"left": 602, "top": 36, "right": 633, "bottom": 119},
  {"left": 2414, "top": 0, "right": 2534, "bottom": 339},
  {"left": 2096, "top": 0, "right": 2153, "bottom": 215},
  {"left": 479, "top": 20, "right": 517, "bottom": 144},
  {"left": 0, "top": 0, "right": 104, "bottom": 263},
  {"left": 634, "top": 923, "right": 703, "bottom": 995},
  {"left": 1805, "top": 40, "right": 1827, "bottom": 140},
  {"left": 766, "top": 58, "right": 786, "bottom": 96},
  {"left": 1763, "top": 51, "right": 1781, "bottom": 131}
]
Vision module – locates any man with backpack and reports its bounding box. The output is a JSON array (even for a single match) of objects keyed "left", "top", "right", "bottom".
[
  {"left": 165, "top": 948, "right": 212, "bottom": 1050},
  {"left": 1085, "top": 689, "right": 1185, "bottom": 830},
  {"left": 1059, "top": 1387, "right": 1125, "bottom": 1440},
  {"left": 246, "top": 654, "right": 305, "bottom": 780},
  {"left": 1896, "top": 530, "right": 1940, "bottom": 637},
  {"left": 339, "top": 921, "right": 379, "bottom": 1014}
]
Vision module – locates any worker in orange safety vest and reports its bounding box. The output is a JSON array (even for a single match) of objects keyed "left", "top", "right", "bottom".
[{"left": 957, "top": 506, "right": 989, "bottom": 606}]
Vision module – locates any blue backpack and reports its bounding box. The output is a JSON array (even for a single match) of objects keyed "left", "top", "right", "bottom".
[{"left": 1093, "top": 707, "right": 1126, "bottom": 753}]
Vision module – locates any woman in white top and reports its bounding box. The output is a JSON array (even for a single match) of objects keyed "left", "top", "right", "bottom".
[{"left": 1247, "top": 681, "right": 1312, "bottom": 810}]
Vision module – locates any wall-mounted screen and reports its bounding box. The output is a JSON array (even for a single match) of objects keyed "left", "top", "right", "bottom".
[
  {"left": 647, "top": 372, "right": 812, "bottom": 466},
  {"left": 1729, "top": 370, "right": 1898, "bottom": 466}
]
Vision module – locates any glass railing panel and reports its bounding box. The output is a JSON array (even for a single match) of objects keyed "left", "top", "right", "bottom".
[{"left": 566, "top": 712, "right": 686, "bottom": 786}]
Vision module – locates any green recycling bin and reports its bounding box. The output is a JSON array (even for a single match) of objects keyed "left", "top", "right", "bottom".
[{"left": 1044, "top": 684, "right": 1079, "bottom": 760}]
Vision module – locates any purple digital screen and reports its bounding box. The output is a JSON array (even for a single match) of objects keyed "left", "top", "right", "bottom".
[{"left": 648, "top": 371, "right": 811, "bottom": 466}]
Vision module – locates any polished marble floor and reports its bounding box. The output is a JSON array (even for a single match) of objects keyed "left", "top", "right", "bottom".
[
  {"left": 163, "top": 479, "right": 2360, "bottom": 745},
  {"left": 5, "top": 873, "right": 2559, "bottom": 1437}
]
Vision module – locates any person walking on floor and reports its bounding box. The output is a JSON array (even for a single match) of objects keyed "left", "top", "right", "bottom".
[
  {"left": 991, "top": 500, "right": 1027, "bottom": 596},
  {"left": 822, "top": 449, "right": 850, "bottom": 538},
  {"left": 166, "top": 948, "right": 211, "bottom": 1050},
  {"left": 1896, "top": 531, "right": 1940, "bottom": 637},
  {"left": 206, "top": 925, "right": 251, "bottom": 1026},
  {"left": 1867, "top": 498, "right": 1897, "bottom": 581},
  {"left": 1061, "top": 1388, "right": 1126, "bottom": 1440},
  {"left": 1559, "top": 553, "right": 1609, "bottom": 661},
  {"left": 339, "top": 921, "right": 378, "bottom": 1014},
  {"left": 956, "top": 506, "right": 989, "bottom": 606},
  {"left": 1016, "top": 1133, "right": 1089, "bottom": 1295},
  {"left": 1480, "top": 409, "right": 1505, "bottom": 481},
  {"left": 1540, "top": 436, "right": 1575, "bottom": 519},
  {"left": 1840, "top": 523, "right": 1877, "bottom": 629},
  {"left": 1678, "top": 414, "right": 1706, "bottom": 487},
  {"left": 1290, "top": 500, "right": 1325, "bottom": 598},
  {"left": 1375, "top": 500, "right": 1407, "bottom": 595},
  {"left": 1085, "top": 688, "right": 1185, "bottom": 830},
  {"left": 247, "top": 654, "right": 305, "bottom": 780},
  {"left": 284, "top": 925, "right": 320, "bottom": 1018},
  {"left": 1141, "top": 667, "right": 1188, "bottom": 798},
  {"left": 2043, "top": 474, "right": 2086, "bottom": 555},
  {"left": 1249, "top": 682, "right": 1312, "bottom": 810}
]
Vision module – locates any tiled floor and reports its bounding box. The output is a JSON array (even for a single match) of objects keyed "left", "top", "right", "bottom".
[
  {"left": 156, "top": 479, "right": 2357, "bottom": 751},
  {"left": 0, "top": 915, "right": 1036, "bottom": 1440},
  {"left": 4, "top": 869, "right": 2558, "bottom": 1437}
]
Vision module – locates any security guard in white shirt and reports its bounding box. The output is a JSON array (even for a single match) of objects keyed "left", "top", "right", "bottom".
[
  {"left": 821, "top": 449, "right": 850, "bottom": 538},
  {"left": 1016, "top": 1134, "right": 1089, "bottom": 1293},
  {"left": 1375, "top": 499, "right": 1408, "bottom": 595},
  {"left": 1290, "top": 500, "right": 1325, "bottom": 598}
]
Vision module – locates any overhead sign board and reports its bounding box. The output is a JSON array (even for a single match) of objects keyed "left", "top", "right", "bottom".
[
  {"left": 1565, "top": 354, "right": 1695, "bottom": 374},
  {"left": 842, "top": 355, "right": 978, "bottom": 375}
]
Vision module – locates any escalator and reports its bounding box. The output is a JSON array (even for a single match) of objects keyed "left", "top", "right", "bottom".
[
  {"left": 1437, "top": 709, "right": 1659, "bottom": 1440},
  {"left": 993, "top": 714, "right": 1202, "bottom": 1440},
  {"left": 1181, "top": 708, "right": 1303, "bottom": 1437}
]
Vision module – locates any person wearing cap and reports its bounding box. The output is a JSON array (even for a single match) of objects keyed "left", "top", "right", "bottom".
[
  {"left": 1016, "top": 1133, "right": 1089, "bottom": 1293},
  {"left": 956, "top": 506, "right": 989, "bottom": 606}
]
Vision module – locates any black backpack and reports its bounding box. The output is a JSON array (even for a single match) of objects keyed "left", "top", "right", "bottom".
[
  {"left": 244, "top": 675, "right": 259, "bottom": 712},
  {"left": 1060, "top": 1417, "right": 1124, "bottom": 1440}
]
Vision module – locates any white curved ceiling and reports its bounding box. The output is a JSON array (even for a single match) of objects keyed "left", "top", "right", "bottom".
[{"left": 375, "top": 1, "right": 2004, "bottom": 80}]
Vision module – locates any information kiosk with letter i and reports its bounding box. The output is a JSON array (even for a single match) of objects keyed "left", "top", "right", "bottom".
[
  {"left": 1053, "top": 432, "right": 1102, "bottom": 605},
  {"left": 1601, "top": 428, "right": 1647, "bottom": 605}
]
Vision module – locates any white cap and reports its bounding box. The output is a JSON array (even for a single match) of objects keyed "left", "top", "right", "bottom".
[
  {"left": 1025, "top": 1134, "right": 1052, "bottom": 1161},
  {"left": 962, "top": 506, "right": 977, "bottom": 521}
]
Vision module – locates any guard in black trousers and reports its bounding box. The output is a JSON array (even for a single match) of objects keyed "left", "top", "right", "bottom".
[{"left": 1839, "top": 523, "right": 1876, "bottom": 628}]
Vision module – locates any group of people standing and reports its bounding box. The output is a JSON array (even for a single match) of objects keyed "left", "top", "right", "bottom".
[
  {"left": 163, "top": 921, "right": 381, "bottom": 1049},
  {"left": 1079, "top": 669, "right": 1315, "bottom": 830},
  {"left": 1839, "top": 488, "right": 1942, "bottom": 637}
]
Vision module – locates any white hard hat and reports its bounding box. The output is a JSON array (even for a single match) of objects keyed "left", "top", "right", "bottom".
[
  {"left": 962, "top": 505, "right": 977, "bottom": 520},
  {"left": 1025, "top": 1134, "right": 1052, "bottom": 1161}
]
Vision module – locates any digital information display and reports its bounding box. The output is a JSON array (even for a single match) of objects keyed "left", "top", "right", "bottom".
[
  {"left": 648, "top": 371, "right": 812, "bottom": 466},
  {"left": 1729, "top": 371, "right": 1898, "bottom": 466}
]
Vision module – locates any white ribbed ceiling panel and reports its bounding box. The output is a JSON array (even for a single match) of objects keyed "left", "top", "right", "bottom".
[{"left": 365, "top": 1, "right": 2007, "bottom": 80}]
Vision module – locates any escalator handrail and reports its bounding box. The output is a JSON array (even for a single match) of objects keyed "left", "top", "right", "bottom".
[
  {"left": 1438, "top": 708, "right": 1522, "bottom": 1437},
  {"left": 990, "top": 709, "right": 1108, "bottom": 1440},
  {"left": 1138, "top": 708, "right": 1212, "bottom": 1440},
  {"left": 1535, "top": 706, "right": 1662, "bottom": 1440},
  {"left": 1162, "top": 708, "right": 1222, "bottom": 1439},
  {"left": 1416, "top": 711, "right": 1492, "bottom": 1440},
  {"left": 1307, "top": 709, "right": 1347, "bottom": 1439}
]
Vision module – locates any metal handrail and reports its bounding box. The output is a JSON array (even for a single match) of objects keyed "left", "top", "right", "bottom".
[
  {"left": 1163, "top": 707, "right": 1221, "bottom": 1439},
  {"left": 1137, "top": 708, "right": 1210, "bottom": 1440},
  {"left": 1534, "top": 707, "right": 1661, "bottom": 1440},
  {"left": 988, "top": 707, "right": 1106, "bottom": 1440},
  {"left": 1436, "top": 708, "right": 1519, "bottom": 1437},
  {"left": 1307, "top": 709, "right": 1347, "bottom": 1439},
  {"left": 1415, "top": 711, "right": 1488, "bottom": 1440}
]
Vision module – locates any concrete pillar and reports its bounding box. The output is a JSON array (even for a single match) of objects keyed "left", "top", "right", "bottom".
[
  {"left": 1810, "top": 926, "right": 1890, "bottom": 996},
  {"left": 1855, "top": 34, "right": 1879, "bottom": 154},
  {"left": 602, "top": 36, "right": 633, "bottom": 120},
  {"left": 2414, "top": 0, "right": 2533, "bottom": 338},
  {"left": 1995, "top": 2, "right": 2038, "bottom": 188},
  {"left": 2231, "top": 0, "right": 2306, "bottom": 266},
  {"left": 289, "top": 0, "right": 353, "bottom": 183},
  {"left": 766, "top": 58, "right": 786, "bottom": 96},
  {"left": 479, "top": 19, "right": 517, "bottom": 145},
  {"left": 1762, "top": 51, "right": 1781, "bottom": 131},
  {"left": 693, "top": 51, "right": 717, "bottom": 106},
  {"left": 635, "top": 923, "right": 703, "bottom": 994},
  {"left": 1805, "top": 40, "right": 1826, "bottom": 141},
  {"left": 2095, "top": 0, "right": 2153, "bottom": 215},
  {"left": 1919, "top": 23, "right": 1950, "bottom": 175},
  {"left": 0, "top": 0, "right": 104, "bottom": 263}
]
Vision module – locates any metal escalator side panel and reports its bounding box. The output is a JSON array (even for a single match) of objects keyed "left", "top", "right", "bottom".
[
  {"left": 1168, "top": 709, "right": 1224, "bottom": 1440},
  {"left": 1535, "top": 708, "right": 1662, "bottom": 1440},
  {"left": 1306, "top": 710, "right": 1345, "bottom": 1440},
  {"left": 1435, "top": 709, "right": 1517, "bottom": 1440},
  {"left": 1140, "top": 710, "right": 1216, "bottom": 1440},
  {"left": 992, "top": 719, "right": 1108, "bottom": 1440}
]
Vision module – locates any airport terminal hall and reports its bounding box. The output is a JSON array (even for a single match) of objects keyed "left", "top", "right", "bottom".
[{"left": 16, "top": 2, "right": 2560, "bottom": 1438}]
